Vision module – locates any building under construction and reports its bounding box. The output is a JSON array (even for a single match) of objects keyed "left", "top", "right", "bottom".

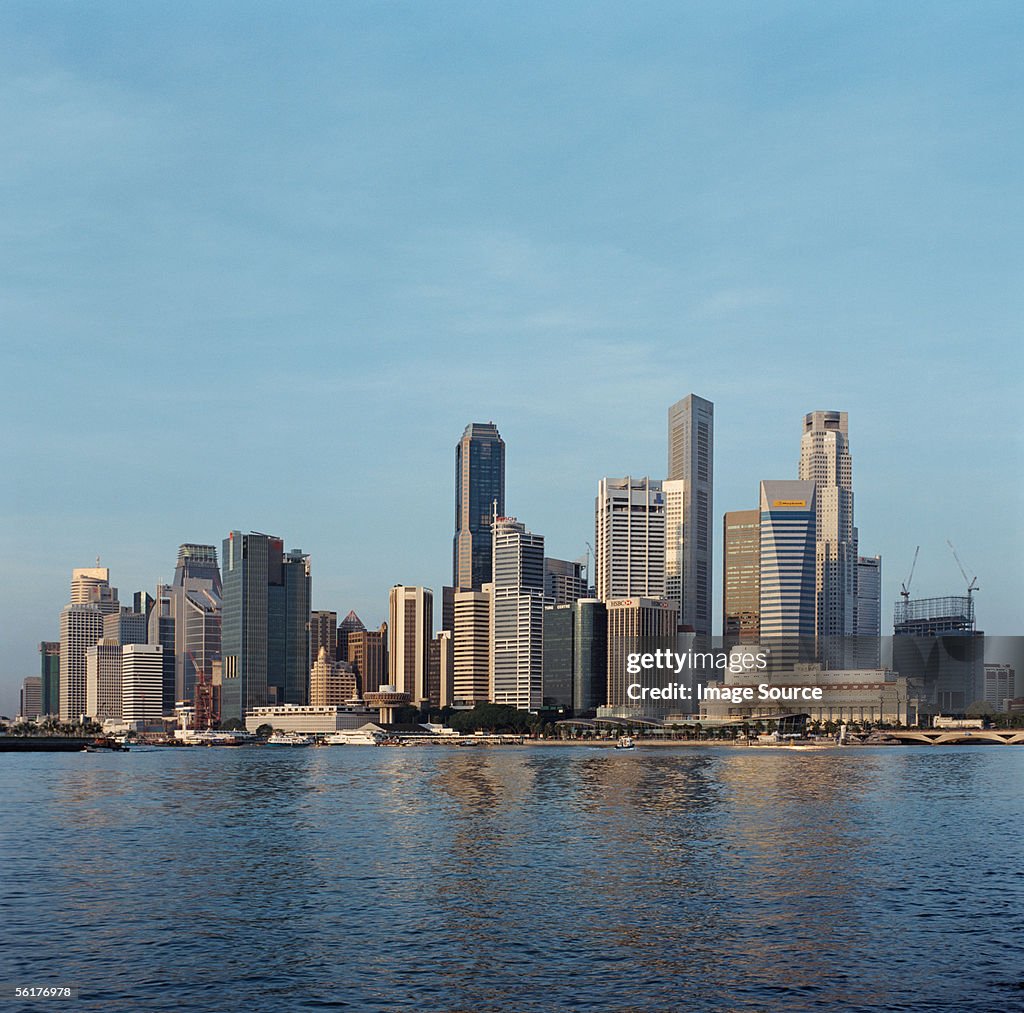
[{"left": 893, "top": 595, "right": 983, "bottom": 715}]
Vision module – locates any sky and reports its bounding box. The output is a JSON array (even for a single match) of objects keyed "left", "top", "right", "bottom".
[{"left": 1, "top": 2, "right": 1022, "bottom": 716}]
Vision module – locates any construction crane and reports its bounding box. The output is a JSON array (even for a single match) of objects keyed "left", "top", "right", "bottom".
[
  {"left": 900, "top": 546, "right": 920, "bottom": 606},
  {"left": 947, "top": 540, "right": 979, "bottom": 598}
]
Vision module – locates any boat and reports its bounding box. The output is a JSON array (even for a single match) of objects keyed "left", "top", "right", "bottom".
[
  {"left": 266, "top": 731, "right": 313, "bottom": 747},
  {"left": 614, "top": 736, "right": 636, "bottom": 750}
]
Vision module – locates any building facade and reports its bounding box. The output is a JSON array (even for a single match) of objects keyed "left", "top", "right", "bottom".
[
  {"left": 667, "top": 394, "right": 714, "bottom": 637},
  {"left": 544, "top": 557, "right": 588, "bottom": 606},
  {"left": 759, "top": 481, "right": 817, "bottom": 665},
  {"left": 454, "top": 422, "right": 505, "bottom": 592},
  {"left": 453, "top": 587, "right": 492, "bottom": 707},
  {"left": 799, "top": 411, "right": 858, "bottom": 664},
  {"left": 39, "top": 641, "right": 60, "bottom": 717},
  {"left": 309, "top": 647, "right": 358, "bottom": 706},
  {"left": 595, "top": 477, "right": 666, "bottom": 602},
  {"left": 20, "top": 677, "right": 42, "bottom": 720},
  {"left": 854, "top": 555, "right": 882, "bottom": 668},
  {"left": 723, "top": 509, "right": 761, "bottom": 648},
  {"left": 491, "top": 517, "right": 545, "bottom": 711},
  {"left": 543, "top": 599, "right": 607, "bottom": 714},
  {"left": 122, "top": 644, "right": 164, "bottom": 723},
  {"left": 86, "top": 639, "right": 123, "bottom": 720},
  {"left": 59, "top": 603, "right": 105, "bottom": 721},
  {"left": 388, "top": 586, "right": 433, "bottom": 705},
  {"left": 347, "top": 624, "right": 387, "bottom": 697},
  {"left": 605, "top": 597, "right": 678, "bottom": 710}
]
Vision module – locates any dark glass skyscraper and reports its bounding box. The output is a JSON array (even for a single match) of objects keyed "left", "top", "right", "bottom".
[
  {"left": 454, "top": 422, "right": 505, "bottom": 591},
  {"left": 221, "top": 532, "right": 311, "bottom": 723}
]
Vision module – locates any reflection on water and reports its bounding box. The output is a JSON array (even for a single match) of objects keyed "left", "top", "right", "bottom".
[{"left": 1, "top": 746, "right": 1022, "bottom": 1012}]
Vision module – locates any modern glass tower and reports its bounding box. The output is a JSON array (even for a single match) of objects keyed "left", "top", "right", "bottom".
[
  {"left": 454, "top": 422, "right": 505, "bottom": 592},
  {"left": 221, "top": 532, "right": 311, "bottom": 723},
  {"left": 759, "top": 480, "right": 817, "bottom": 667},
  {"left": 667, "top": 394, "right": 714, "bottom": 637}
]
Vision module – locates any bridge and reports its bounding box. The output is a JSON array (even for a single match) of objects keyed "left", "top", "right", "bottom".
[{"left": 886, "top": 728, "right": 1024, "bottom": 745}]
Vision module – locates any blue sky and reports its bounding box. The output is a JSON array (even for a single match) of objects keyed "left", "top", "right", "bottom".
[{"left": 1, "top": 2, "right": 1021, "bottom": 715}]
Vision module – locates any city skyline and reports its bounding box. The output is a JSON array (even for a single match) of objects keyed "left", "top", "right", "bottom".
[{"left": 2, "top": 4, "right": 1022, "bottom": 715}]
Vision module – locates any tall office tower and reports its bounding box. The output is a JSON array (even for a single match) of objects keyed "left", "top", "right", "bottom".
[
  {"left": 491, "top": 517, "right": 545, "bottom": 711},
  {"left": 983, "top": 664, "right": 1016, "bottom": 711},
  {"left": 606, "top": 598, "right": 678, "bottom": 710},
  {"left": 309, "top": 647, "right": 357, "bottom": 706},
  {"left": 337, "top": 611, "right": 366, "bottom": 664},
  {"left": 71, "top": 567, "right": 120, "bottom": 614},
  {"left": 347, "top": 623, "right": 386, "bottom": 697},
  {"left": 723, "top": 509, "right": 761, "bottom": 648},
  {"left": 854, "top": 555, "right": 882, "bottom": 668},
  {"left": 543, "top": 599, "right": 607, "bottom": 713},
  {"left": 440, "top": 586, "right": 455, "bottom": 635},
  {"left": 427, "top": 631, "right": 454, "bottom": 709},
  {"left": 86, "top": 639, "right": 123, "bottom": 720},
  {"left": 595, "top": 478, "right": 666, "bottom": 602},
  {"left": 310, "top": 611, "right": 338, "bottom": 667},
  {"left": 893, "top": 595, "right": 983, "bottom": 714},
  {"left": 798, "top": 411, "right": 858, "bottom": 662},
  {"left": 148, "top": 589, "right": 177, "bottom": 714},
  {"left": 59, "top": 593, "right": 106, "bottom": 721},
  {"left": 20, "top": 677, "right": 42, "bottom": 720},
  {"left": 280, "top": 549, "right": 311, "bottom": 705},
  {"left": 133, "top": 591, "right": 155, "bottom": 621},
  {"left": 544, "top": 558, "right": 587, "bottom": 606},
  {"left": 454, "top": 422, "right": 505, "bottom": 591},
  {"left": 121, "top": 644, "right": 164, "bottom": 723},
  {"left": 667, "top": 394, "right": 714, "bottom": 637},
  {"left": 221, "top": 532, "right": 311, "bottom": 722},
  {"left": 169, "top": 544, "right": 223, "bottom": 705},
  {"left": 453, "top": 587, "right": 492, "bottom": 707},
  {"left": 663, "top": 479, "right": 686, "bottom": 629},
  {"left": 39, "top": 642, "right": 60, "bottom": 717},
  {"left": 388, "top": 586, "right": 433, "bottom": 704},
  {"left": 759, "top": 481, "right": 817, "bottom": 665},
  {"left": 104, "top": 608, "right": 148, "bottom": 646}
]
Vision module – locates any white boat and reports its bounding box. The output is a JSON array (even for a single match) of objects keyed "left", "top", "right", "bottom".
[
  {"left": 614, "top": 736, "right": 636, "bottom": 750},
  {"left": 323, "top": 728, "right": 383, "bottom": 746},
  {"left": 266, "top": 731, "right": 313, "bottom": 747}
]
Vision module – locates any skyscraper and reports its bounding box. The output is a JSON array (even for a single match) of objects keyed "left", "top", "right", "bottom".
[
  {"left": 167, "top": 544, "right": 223, "bottom": 705},
  {"left": 798, "top": 411, "right": 857, "bottom": 662},
  {"left": 667, "top": 394, "right": 714, "bottom": 637},
  {"left": 310, "top": 610, "right": 338, "bottom": 667},
  {"left": 427, "top": 631, "right": 454, "bottom": 709},
  {"left": 309, "top": 647, "right": 357, "bottom": 706},
  {"left": 723, "top": 509, "right": 761, "bottom": 648},
  {"left": 543, "top": 599, "right": 607, "bottom": 714},
  {"left": 337, "top": 610, "right": 366, "bottom": 664},
  {"left": 39, "top": 641, "right": 60, "bottom": 717},
  {"left": 20, "top": 677, "right": 42, "bottom": 720},
  {"left": 595, "top": 477, "right": 666, "bottom": 602},
  {"left": 543, "top": 557, "right": 587, "bottom": 606},
  {"left": 854, "top": 555, "right": 882, "bottom": 668},
  {"left": 759, "top": 481, "right": 817, "bottom": 665},
  {"left": 122, "top": 644, "right": 164, "bottom": 723},
  {"left": 453, "top": 587, "right": 492, "bottom": 707},
  {"left": 60, "top": 565, "right": 115, "bottom": 720},
  {"left": 221, "top": 532, "right": 310, "bottom": 723},
  {"left": 104, "top": 608, "right": 148, "bottom": 646},
  {"left": 86, "top": 639, "right": 122, "bottom": 720},
  {"left": 605, "top": 597, "right": 678, "bottom": 711},
  {"left": 454, "top": 422, "right": 505, "bottom": 592},
  {"left": 491, "top": 517, "right": 545, "bottom": 711},
  {"left": 388, "top": 586, "right": 433, "bottom": 704},
  {"left": 347, "top": 623, "right": 387, "bottom": 697},
  {"left": 148, "top": 589, "right": 177, "bottom": 714}
]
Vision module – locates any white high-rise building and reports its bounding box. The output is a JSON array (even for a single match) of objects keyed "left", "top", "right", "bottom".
[
  {"left": 122, "top": 644, "right": 164, "bottom": 723},
  {"left": 70, "top": 567, "right": 119, "bottom": 613},
  {"left": 491, "top": 517, "right": 545, "bottom": 711},
  {"left": 664, "top": 479, "right": 686, "bottom": 630},
  {"left": 453, "top": 586, "right": 492, "bottom": 706},
  {"left": 60, "top": 603, "right": 105, "bottom": 721},
  {"left": 388, "top": 585, "right": 433, "bottom": 704},
  {"left": 759, "top": 480, "right": 817, "bottom": 665},
  {"left": 667, "top": 394, "right": 713, "bottom": 636},
  {"left": 86, "top": 639, "right": 123, "bottom": 720},
  {"left": 799, "top": 411, "right": 857, "bottom": 662},
  {"left": 595, "top": 477, "right": 666, "bottom": 602}
]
